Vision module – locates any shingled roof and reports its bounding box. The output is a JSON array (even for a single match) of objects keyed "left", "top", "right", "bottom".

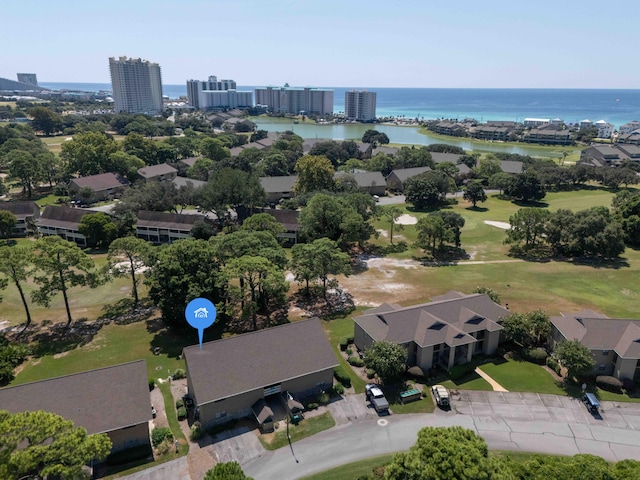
[
  {"left": 354, "top": 293, "right": 509, "bottom": 348},
  {"left": 136, "top": 210, "right": 205, "bottom": 230},
  {"left": 38, "top": 205, "right": 96, "bottom": 229},
  {"left": 183, "top": 318, "right": 338, "bottom": 405},
  {"left": 138, "top": 163, "right": 177, "bottom": 179},
  {"left": 0, "top": 201, "right": 39, "bottom": 219},
  {"left": 69, "top": 172, "right": 129, "bottom": 192},
  {"left": 0, "top": 360, "right": 151, "bottom": 435}
]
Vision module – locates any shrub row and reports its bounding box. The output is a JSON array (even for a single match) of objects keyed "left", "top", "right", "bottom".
[
  {"left": 546, "top": 357, "right": 562, "bottom": 376},
  {"left": 449, "top": 363, "right": 476, "bottom": 381},
  {"left": 596, "top": 375, "right": 623, "bottom": 393},
  {"left": 176, "top": 398, "right": 184, "bottom": 409},
  {"left": 151, "top": 427, "right": 173, "bottom": 447},
  {"left": 339, "top": 336, "right": 354, "bottom": 351},
  {"left": 334, "top": 366, "right": 352, "bottom": 388},
  {"left": 347, "top": 356, "right": 364, "bottom": 367},
  {"left": 523, "top": 347, "right": 548, "bottom": 365}
]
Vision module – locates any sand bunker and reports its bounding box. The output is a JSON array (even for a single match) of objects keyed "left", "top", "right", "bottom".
[
  {"left": 394, "top": 214, "right": 418, "bottom": 225},
  {"left": 484, "top": 220, "right": 511, "bottom": 230}
]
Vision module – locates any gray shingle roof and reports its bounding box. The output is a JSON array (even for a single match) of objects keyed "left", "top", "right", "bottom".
[
  {"left": 354, "top": 293, "right": 509, "bottom": 348},
  {"left": 183, "top": 318, "right": 338, "bottom": 405},
  {"left": 136, "top": 210, "right": 205, "bottom": 230},
  {"left": 138, "top": 163, "right": 178, "bottom": 179},
  {"left": 259, "top": 175, "right": 298, "bottom": 193},
  {"left": 0, "top": 360, "right": 151, "bottom": 434},
  {"left": 69, "top": 172, "right": 129, "bottom": 192},
  {"left": 38, "top": 205, "right": 96, "bottom": 229},
  {"left": 334, "top": 171, "right": 386, "bottom": 188},
  {"left": 0, "top": 201, "right": 39, "bottom": 219}
]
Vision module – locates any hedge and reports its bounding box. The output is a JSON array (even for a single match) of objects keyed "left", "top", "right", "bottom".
[
  {"left": 546, "top": 357, "right": 562, "bottom": 376},
  {"left": 449, "top": 363, "right": 476, "bottom": 381},
  {"left": 175, "top": 398, "right": 184, "bottom": 409},
  {"left": 334, "top": 365, "right": 352, "bottom": 388},
  {"left": 523, "top": 347, "right": 548, "bottom": 365},
  {"left": 596, "top": 375, "right": 623, "bottom": 393},
  {"left": 151, "top": 427, "right": 173, "bottom": 447},
  {"left": 347, "top": 356, "right": 364, "bottom": 367},
  {"left": 177, "top": 406, "right": 187, "bottom": 421}
]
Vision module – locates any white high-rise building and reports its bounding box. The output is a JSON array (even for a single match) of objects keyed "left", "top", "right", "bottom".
[
  {"left": 254, "top": 86, "right": 333, "bottom": 116},
  {"left": 186, "top": 75, "right": 250, "bottom": 110},
  {"left": 109, "top": 56, "right": 163, "bottom": 115},
  {"left": 345, "top": 90, "right": 377, "bottom": 122},
  {"left": 595, "top": 120, "right": 614, "bottom": 139}
]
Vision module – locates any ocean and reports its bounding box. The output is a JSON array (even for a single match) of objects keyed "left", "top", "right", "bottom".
[{"left": 39, "top": 83, "right": 640, "bottom": 128}]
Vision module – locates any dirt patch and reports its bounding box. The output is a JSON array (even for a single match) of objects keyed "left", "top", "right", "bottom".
[{"left": 395, "top": 214, "right": 418, "bottom": 225}]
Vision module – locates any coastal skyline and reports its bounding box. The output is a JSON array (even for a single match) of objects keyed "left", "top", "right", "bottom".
[{"left": 2, "top": 0, "right": 638, "bottom": 89}]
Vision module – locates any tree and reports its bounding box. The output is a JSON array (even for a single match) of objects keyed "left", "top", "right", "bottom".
[
  {"left": 476, "top": 157, "right": 502, "bottom": 181},
  {"left": 204, "top": 461, "right": 253, "bottom": 480},
  {"left": 501, "top": 313, "right": 535, "bottom": 347},
  {"left": 488, "top": 172, "right": 513, "bottom": 194},
  {"left": 380, "top": 205, "right": 404, "bottom": 244},
  {"left": 290, "top": 238, "right": 351, "bottom": 298},
  {"left": 0, "top": 211, "right": 16, "bottom": 239},
  {"left": 506, "top": 207, "right": 550, "bottom": 249},
  {"left": 223, "top": 256, "right": 288, "bottom": 330},
  {"left": 0, "top": 410, "right": 112, "bottom": 480},
  {"left": 61, "top": 132, "right": 121, "bottom": 176},
  {"left": 553, "top": 339, "right": 595, "bottom": 380},
  {"left": 78, "top": 212, "right": 118, "bottom": 249},
  {"left": 0, "top": 245, "right": 35, "bottom": 333},
  {"left": 28, "top": 106, "right": 62, "bottom": 136},
  {"left": 473, "top": 286, "right": 501, "bottom": 304},
  {"left": 109, "top": 151, "right": 145, "bottom": 182},
  {"left": 107, "top": 236, "right": 153, "bottom": 305},
  {"left": 198, "top": 168, "right": 266, "bottom": 222},
  {"left": 145, "top": 239, "right": 222, "bottom": 327},
  {"left": 463, "top": 181, "right": 487, "bottom": 207},
  {"left": 213, "top": 230, "right": 287, "bottom": 269},
  {"left": 36, "top": 151, "right": 59, "bottom": 188},
  {"left": 241, "top": 213, "right": 285, "bottom": 239},
  {"left": 362, "top": 129, "right": 389, "bottom": 146},
  {"left": 415, "top": 215, "right": 447, "bottom": 253},
  {"left": 294, "top": 155, "right": 335, "bottom": 195},
  {"left": 433, "top": 211, "right": 465, "bottom": 248},
  {"left": 405, "top": 171, "right": 453, "bottom": 210},
  {"left": 385, "top": 426, "right": 506, "bottom": 480},
  {"left": 504, "top": 171, "right": 546, "bottom": 203},
  {"left": 188, "top": 157, "right": 214, "bottom": 181},
  {"left": 363, "top": 340, "right": 407, "bottom": 385},
  {"left": 7, "top": 149, "right": 39, "bottom": 198},
  {"left": 200, "top": 137, "right": 230, "bottom": 161},
  {"left": 31, "top": 236, "right": 100, "bottom": 327}
]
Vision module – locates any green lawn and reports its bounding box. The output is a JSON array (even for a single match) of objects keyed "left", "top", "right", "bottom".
[
  {"left": 259, "top": 412, "right": 336, "bottom": 450},
  {"left": 478, "top": 358, "right": 565, "bottom": 395},
  {"left": 440, "top": 372, "right": 493, "bottom": 391},
  {"left": 323, "top": 313, "right": 367, "bottom": 394},
  {"left": 300, "top": 454, "right": 395, "bottom": 480}
]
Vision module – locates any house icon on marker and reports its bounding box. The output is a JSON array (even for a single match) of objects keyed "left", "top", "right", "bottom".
[{"left": 194, "top": 307, "right": 208, "bottom": 319}]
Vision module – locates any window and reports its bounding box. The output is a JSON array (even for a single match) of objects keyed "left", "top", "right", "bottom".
[
  {"left": 602, "top": 350, "right": 609, "bottom": 356},
  {"left": 215, "top": 411, "right": 227, "bottom": 419},
  {"left": 598, "top": 364, "right": 606, "bottom": 371}
]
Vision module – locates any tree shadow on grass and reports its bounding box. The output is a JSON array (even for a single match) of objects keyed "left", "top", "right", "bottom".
[
  {"left": 99, "top": 297, "right": 157, "bottom": 325},
  {"left": 512, "top": 200, "right": 549, "bottom": 208},
  {"left": 465, "top": 206, "right": 488, "bottom": 212},
  {"left": 30, "top": 318, "right": 103, "bottom": 357}
]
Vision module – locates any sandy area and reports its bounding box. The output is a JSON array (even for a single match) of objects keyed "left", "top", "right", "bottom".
[
  {"left": 394, "top": 214, "right": 418, "bottom": 225},
  {"left": 484, "top": 220, "right": 511, "bottom": 230}
]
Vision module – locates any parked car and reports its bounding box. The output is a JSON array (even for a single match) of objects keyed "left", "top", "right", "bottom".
[
  {"left": 582, "top": 392, "right": 600, "bottom": 413},
  {"left": 432, "top": 384, "right": 450, "bottom": 408},
  {"left": 365, "top": 383, "right": 390, "bottom": 413}
]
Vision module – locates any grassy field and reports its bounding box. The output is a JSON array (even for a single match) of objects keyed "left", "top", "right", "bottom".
[
  {"left": 323, "top": 313, "right": 368, "bottom": 394},
  {"left": 440, "top": 372, "right": 493, "bottom": 391},
  {"left": 478, "top": 358, "right": 565, "bottom": 395}
]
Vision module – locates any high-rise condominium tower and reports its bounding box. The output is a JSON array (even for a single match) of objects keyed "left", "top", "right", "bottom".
[
  {"left": 109, "top": 56, "right": 163, "bottom": 115},
  {"left": 17, "top": 73, "right": 38, "bottom": 86},
  {"left": 345, "top": 90, "right": 377, "bottom": 122}
]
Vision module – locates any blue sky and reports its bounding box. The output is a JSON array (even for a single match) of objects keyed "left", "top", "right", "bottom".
[{"left": 1, "top": 0, "right": 638, "bottom": 88}]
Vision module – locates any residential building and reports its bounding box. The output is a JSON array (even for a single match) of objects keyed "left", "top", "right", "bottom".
[
  {"left": 524, "top": 125, "right": 574, "bottom": 145},
  {"left": 257, "top": 208, "right": 300, "bottom": 245},
  {"left": 37, "top": 205, "right": 96, "bottom": 246},
  {"left": 427, "top": 120, "right": 466, "bottom": 137},
  {"left": 0, "top": 360, "right": 152, "bottom": 455},
  {"left": 345, "top": 90, "right": 377, "bottom": 122},
  {"left": 137, "top": 163, "right": 178, "bottom": 183},
  {"left": 468, "top": 124, "right": 514, "bottom": 141},
  {"left": 550, "top": 311, "right": 640, "bottom": 381},
  {"left": 579, "top": 119, "right": 594, "bottom": 130},
  {"left": 334, "top": 171, "right": 386, "bottom": 196},
  {"left": 186, "top": 75, "right": 251, "bottom": 110},
  {"left": 354, "top": 291, "right": 510, "bottom": 371},
  {"left": 0, "top": 201, "right": 40, "bottom": 236},
  {"left": 109, "top": 56, "right": 163, "bottom": 115},
  {"left": 385, "top": 155, "right": 470, "bottom": 192},
  {"left": 578, "top": 145, "right": 637, "bottom": 168},
  {"left": 619, "top": 121, "right": 640, "bottom": 135},
  {"left": 17, "top": 73, "right": 38, "bottom": 86},
  {"left": 68, "top": 172, "right": 130, "bottom": 204},
  {"left": 618, "top": 130, "right": 640, "bottom": 145},
  {"left": 183, "top": 318, "right": 337, "bottom": 429},
  {"left": 135, "top": 210, "right": 207, "bottom": 244},
  {"left": 259, "top": 175, "right": 298, "bottom": 203},
  {"left": 255, "top": 86, "right": 333, "bottom": 116},
  {"left": 524, "top": 118, "right": 550, "bottom": 128},
  {"left": 595, "top": 120, "right": 614, "bottom": 139}
]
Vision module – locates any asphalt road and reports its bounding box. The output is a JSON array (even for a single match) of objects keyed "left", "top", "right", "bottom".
[{"left": 243, "top": 411, "right": 640, "bottom": 480}]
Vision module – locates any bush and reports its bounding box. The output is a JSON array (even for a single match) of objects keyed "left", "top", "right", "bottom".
[
  {"left": 546, "top": 357, "right": 562, "bottom": 376},
  {"left": 306, "top": 402, "right": 319, "bottom": 410},
  {"left": 407, "top": 366, "right": 426, "bottom": 378},
  {"left": 0, "top": 364, "right": 15, "bottom": 385},
  {"left": 448, "top": 363, "right": 476, "bottom": 381},
  {"left": 346, "top": 346, "right": 353, "bottom": 356},
  {"left": 317, "top": 392, "right": 330, "bottom": 405},
  {"left": 175, "top": 398, "right": 184, "bottom": 409},
  {"left": 334, "top": 366, "right": 352, "bottom": 388},
  {"left": 106, "top": 444, "right": 152, "bottom": 465},
  {"left": 523, "top": 347, "right": 548, "bottom": 365},
  {"left": 148, "top": 377, "right": 155, "bottom": 391},
  {"left": 622, "top": 378, "right": 635, "bottom": 393},
  {"left": 177, "top": 406, "right": 187, "bottom": 420},
  {"left": 339, "top": 337, "right": 349, "bottom": 351},
  {"left": 172, "top": 368, "right": 186, "bottom": 380},
  {"left": 348, "top": 355, "right": 364, "bottom": 367},
  {"left": 596, "top": 375, "right": 623, "bottom": 393},
  {"left": 190, "top": 421, "right": 204, "bottom": 441},
  {"left": 156, "top": 438, "right": 173, "bottom": 456},
  {"left": 152, "top": 427, "right": 173, "bottom": 447},
  {"left": 366, "top": 368, "right": 376, "bottom": 379},
  {"left": 333, "top": 383, "right": 345, "bottom": 395}
]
